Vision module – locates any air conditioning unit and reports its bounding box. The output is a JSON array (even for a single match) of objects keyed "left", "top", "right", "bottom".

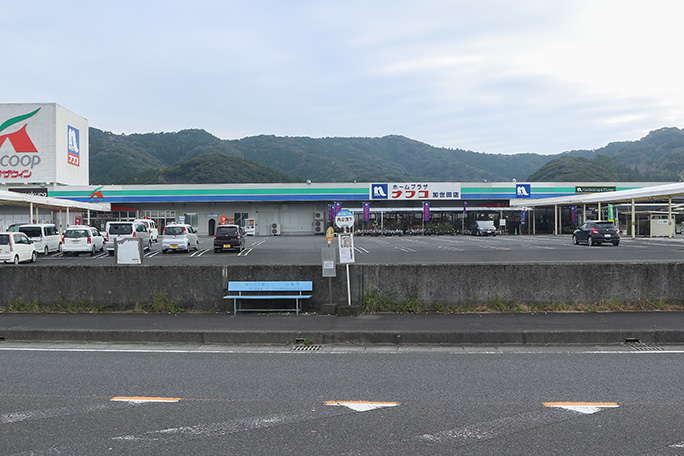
[
  {"left": 314, "top": 220, "right": 323, "bottom": 233},
  {"left": 271, "top": 222, "right": 280, "bottom": 236},
  {"left": 314, "top": 211, "right": 324, "bottom": 221}
]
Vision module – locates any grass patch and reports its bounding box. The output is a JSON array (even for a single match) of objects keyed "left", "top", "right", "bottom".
[
  {"left": 133, "top": 292, "right": 185, "bottom": 313},
  {"left": 0, "top": 292, "right": 185, "bottom": 314},
  {"left": 359, "top": 291, "right": 684, "bottom": 314}
]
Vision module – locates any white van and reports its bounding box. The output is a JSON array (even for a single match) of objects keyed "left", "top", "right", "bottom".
[
  {"left": 105, "top": 220, "right": 152, "bottom": 255},
  {"left": 18, "top": 223, "right": 61, "bottom": 255},
  {"left": 136, "top": 219, "right": 159, "bottom": 242}
]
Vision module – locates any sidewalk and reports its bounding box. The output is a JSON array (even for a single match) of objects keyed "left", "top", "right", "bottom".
[{"left": 1, "top": 311, "right": 683, "bottom": 345}]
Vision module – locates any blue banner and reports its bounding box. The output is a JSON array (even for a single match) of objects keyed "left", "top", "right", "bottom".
[
  {"left": 423, "top": 202, "right": 430, "bottom": 221},
  {"left": 521, "top": 208, "right": 527, "bottom": 226},
  {"left": 363, "top": 202, "right": 370, "bottom": 222}
]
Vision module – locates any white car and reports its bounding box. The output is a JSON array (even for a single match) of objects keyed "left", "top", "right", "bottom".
[
  {"left": 161, "top": 223, "right": 199, "bottom": 253},
  {"left": 0, "top": 231, "right": 37, "bottom": 264},
  {"left": 62, "top": 226, "right": 105, "bottom": 256}
]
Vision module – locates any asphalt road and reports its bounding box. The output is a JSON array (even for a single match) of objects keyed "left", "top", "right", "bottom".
[
  {"left": 26, "top": 233, "right": 684, "bottom": 265},
  {"left": 1, "top": 344, "right": 683, "bottom": 455}
]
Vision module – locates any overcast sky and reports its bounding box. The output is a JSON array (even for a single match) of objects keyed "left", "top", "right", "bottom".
[{"left": 5, "top": 1, "right": 684, "bottom": 155}]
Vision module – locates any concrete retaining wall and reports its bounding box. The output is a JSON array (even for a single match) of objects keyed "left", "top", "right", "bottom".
[{"left": 2, "top": 262, "right": 683, "bottom": 311}]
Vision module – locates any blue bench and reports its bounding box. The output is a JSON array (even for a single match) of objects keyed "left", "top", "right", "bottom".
[{"left": 224, "top": 281, "right": 313, "bottom": 315}]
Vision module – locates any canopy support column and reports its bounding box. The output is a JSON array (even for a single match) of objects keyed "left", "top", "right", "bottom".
[
  {"left": 631, "top": 199, "right": 635, "bottom": 238},
  {"left": 669, "top": 197, "right": 673, "bottom": 238},
  {"left": 554, "top": 204, "right": 558, "bottom": 235}
]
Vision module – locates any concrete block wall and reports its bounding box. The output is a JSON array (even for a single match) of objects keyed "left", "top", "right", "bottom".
[{"left": 1, "top": 262, "right": 683, "bottom": 311}]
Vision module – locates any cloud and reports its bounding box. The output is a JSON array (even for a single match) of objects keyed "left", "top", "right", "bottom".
[{"left": 3, "top": 0, "right": 684, "bottom": 155}]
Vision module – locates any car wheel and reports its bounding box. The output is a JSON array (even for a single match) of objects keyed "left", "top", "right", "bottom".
[
  {"left": 612, "top": 240, "right": 620, "bottom": 246},
  {"left": 195, "top": 241, "right": 200, "bottom": 251},
  {"left": 162, "top": 249, "right": 168, "bottom": 254},
  {"left": 44, "top": 246, "right": 49, "bottom": 255},
  {"left": 91, "top": 246, "right": 95, "bottom": 255},
  {"left": 13, "top": 255, "right": 19, "bottom": 265},
  {"left": 31, "top": 251, "right": 37, "bottom": 263},
  {"left": 588, "top": 236, "right": 595, "bottom": 246},
  {"left": 214, "top": 248, "right": 219, "bottom": 253},
  {"left": 148, "top": 240, "right": 152, "bottom": 251},
  {"left": 572, "top": 235, "right": 578, "bottom": 245}
]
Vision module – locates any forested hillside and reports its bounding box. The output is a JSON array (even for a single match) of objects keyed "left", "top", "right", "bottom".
[{"left": 89, "top": 126, "right": 684, "bottom": 184}]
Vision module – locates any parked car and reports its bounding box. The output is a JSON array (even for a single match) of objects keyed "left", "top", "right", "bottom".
[
  {"left": 137, "top": 219, "right": 159, "bottom": 242},
  {"left": 105, "top": 220, "right": 152, "bottom": 255},
  {"left": 18, "top": 223, "right": 61, "bottom": 254},
  {"left": 0, "top": 231, "right": 37, "bottom": 264},
  {"left": 572, "top": 221, "right": 620, "bottom": 246},
  {"left": 62, "top": 226, "right": 105, "bottom": 256},
  {"left": 214, "top": 224, "right": 245, "bottom": 253},
  {"left": 161, "top": 223, "right": 199, "bottom": 253},
  {"left": 468, "top": 220, "right": 498, "bottom": 236}
]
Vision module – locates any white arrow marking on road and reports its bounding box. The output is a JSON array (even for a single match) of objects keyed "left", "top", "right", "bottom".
[
  {"left": 543, "top": 402, "right": 619, "bottom": 414},
  {"left": 325, "top": 401, "right": 400, "bottom": 412}
]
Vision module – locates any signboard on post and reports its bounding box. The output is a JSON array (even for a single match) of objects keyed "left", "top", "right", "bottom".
[
  {"left": 335, "top": 208, "right": 355, "bottom": 307},
  {"left": 326, "top": 226, "right": 334, "bottom": 245},
  {"left": 335, "top": 209, "right": 355, "bottom": 264}
]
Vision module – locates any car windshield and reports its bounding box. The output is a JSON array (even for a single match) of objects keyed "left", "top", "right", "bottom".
[
  {"left": 476, "top": 221, "right": 495, "bottom": 228},
  {"left": 66, "top": 230, "right": 88, "bottom": 238},
  {"left": 18, "top": 227, "right": 41, "bottom": 237},
  {"left": 0, "top": 234, "right": 10, "bottom": 245},
  {"left": 165, "top": 226, "right": 185, "bottom": 236},
  {"left": 594, "top": 222, "right": 617, "bottom": 229},
  {"left": 216, "top": 226, "right": 238, "bottom": 235},
  {"left": 108, "top": 224, "right": 133, "bottom": 235}
]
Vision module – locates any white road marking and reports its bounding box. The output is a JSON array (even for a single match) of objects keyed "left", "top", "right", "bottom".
[
  {"left": 543, "top": 402, "right": 619, "bottom": 414},
  {"left": 1, "top": 344, "right": 684, "bottom": 355},
  {"left": 1, "top": 403, "right": 116, "bottom": 424},
  {"left": 326, "top": 401, "right": 400, "bottom": 412},
  {"left": 238, "top": 248, "right": 252, "bottom": 256},
  {"left": 111, "top": 407, "right": 353, "bottom": 443},
  {"left": 416, "top": 408, "right": 571, "bottom": 444},
  {"left": 395, "top": 246, "right": 416, "bottom": 253},
  {"left": 111, "top": 396, "right": 181, "bottom": 403},
  {"left": 354, "top": 246, "right": 369, "bottom": 254}
]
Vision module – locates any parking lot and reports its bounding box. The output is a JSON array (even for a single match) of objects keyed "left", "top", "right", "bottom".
[{"left": 24, "top": 233, "right": 684, "bottom": 265}]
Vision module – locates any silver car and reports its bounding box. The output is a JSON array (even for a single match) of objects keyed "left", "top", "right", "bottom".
[
  {"left": 105, "top": 221, "right": 152, "bottom": 255},
  {"left": 62, "top": 226, "right": 105, "bottom": 256},
  {"left": 161, "top": 223, "right": 199, "bottom": 253}
]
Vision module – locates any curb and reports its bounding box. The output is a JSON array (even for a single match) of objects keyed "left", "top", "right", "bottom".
[{"left": 2, "top": 329, "right": 683, "bottom": 345}]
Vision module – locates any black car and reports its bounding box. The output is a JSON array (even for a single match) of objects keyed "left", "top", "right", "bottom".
[
  {"left": 572, "top": 221, "right": 620, "bottom": 246},
  {"left": 214, "top": 224, "right": 246, "bottom": 253}
]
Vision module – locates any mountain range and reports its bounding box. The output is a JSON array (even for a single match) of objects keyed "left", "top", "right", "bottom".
[{"left": 89, "top": 126, "right": 684, "bottom": 185}]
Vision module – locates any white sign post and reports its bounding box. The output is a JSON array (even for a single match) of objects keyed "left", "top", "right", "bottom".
[{"left": 335, "top": 209, "right": 355, "bottom": 306}]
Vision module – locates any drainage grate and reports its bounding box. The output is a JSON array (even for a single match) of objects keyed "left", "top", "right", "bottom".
[
  {"left": 625, "top": 340, "right": 665, "bottom": 351},
  {"left": 292, "top": 345, "right": 322, "bottom": 351}
]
